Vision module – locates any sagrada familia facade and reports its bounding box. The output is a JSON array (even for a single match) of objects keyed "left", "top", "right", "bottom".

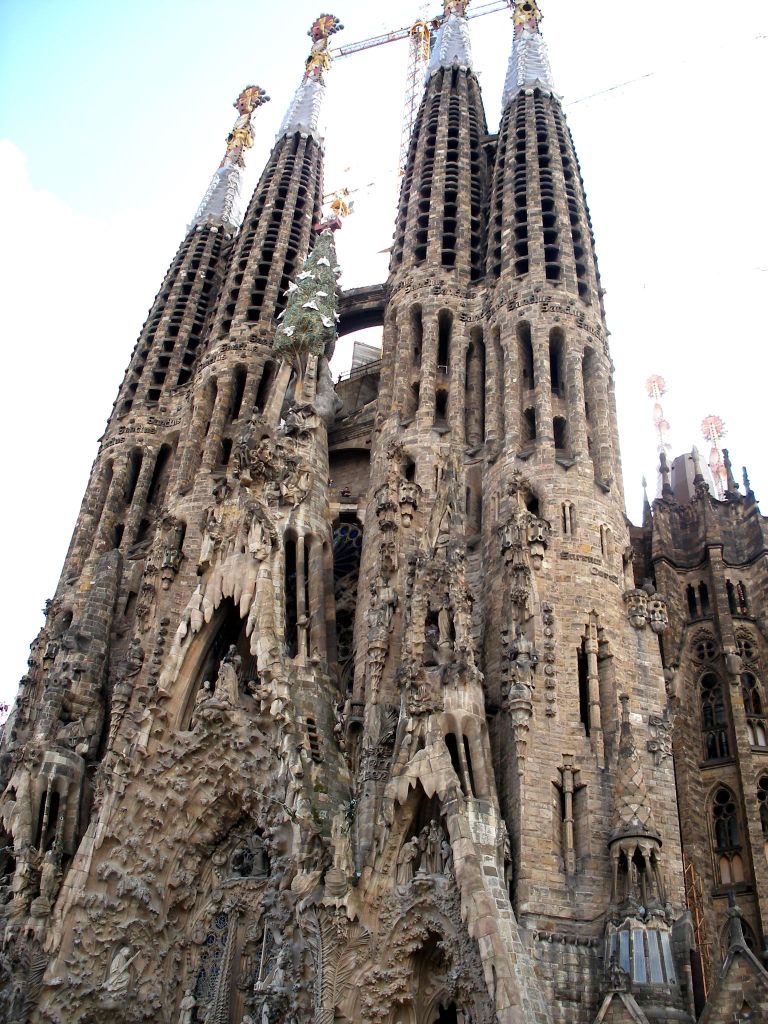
[{"left": 2, "top": 3, "right": 767, "bottom": 1022}]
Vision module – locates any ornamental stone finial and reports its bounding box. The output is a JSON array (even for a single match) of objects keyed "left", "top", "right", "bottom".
[
  {"left": 190, "top": 84, "right": 270, "bottom": 233},
  {"left": 513, "top": 0, "right": 543, "bottom": 31},
  {"left": 305, "top": 14, "right": 344, "bottom": 78},
  {"left": 278, "top": 14, "right": 343, "bottom": 139},
  {"left": 221, "top": 85, "right": 270, "bottom": 169}
]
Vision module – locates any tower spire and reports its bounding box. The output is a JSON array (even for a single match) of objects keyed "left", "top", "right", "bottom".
[
  {"left": 191, "top": 84, "right": 270, "bottom": 234},
  {"left": 278, "top": 13, "right": 343, "bottom": 140},
  {"left": 428, "top": 1, "right": 473, "bottom": 74},
  {"left": 502, "top": 0, "right": 555, "bottom": 106}
]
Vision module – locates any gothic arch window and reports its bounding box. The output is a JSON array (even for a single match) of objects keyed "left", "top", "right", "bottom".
[
  {"left": 736, "top": 633, "right": 757, "bottom": 665},
  {"left": 700, "top": 673, "right": 730, "bottom": 761},
  {"left": 692, "top": 632, "right": 717, "bottom": 663},
  {"left": 742, "top": 673, "right": 767, "bottom": 746},
  {"left": 698, "top": 582, "right": 711, "bottom": 616},
  {"left": 686, "top": 585, "right": 698, "bottom": 619},
  {"left": 718, "top": 917, "right": 759, "bottom": 960},
  {"left": 710, "top": 786, "right": 744, "bottom": 886},
  {"left": 741, "top": 673, "right": 763, "bottom": 716}
]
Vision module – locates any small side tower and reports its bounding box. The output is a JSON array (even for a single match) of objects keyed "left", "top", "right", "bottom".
[{"left": 639, "top": 448, "right": 768, "bottom": 999}]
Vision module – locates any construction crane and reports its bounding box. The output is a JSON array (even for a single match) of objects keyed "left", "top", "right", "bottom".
[{"left": 331, "top": 1, "right": 513, "bottom": 173}]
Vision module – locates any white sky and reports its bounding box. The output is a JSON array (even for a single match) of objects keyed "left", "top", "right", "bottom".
[{"left": 0, "top": 0, "right": 766, "bottom": 710}]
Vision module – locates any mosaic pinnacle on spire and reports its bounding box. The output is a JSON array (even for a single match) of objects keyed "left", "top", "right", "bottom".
[
  {"left": 278, "top": 14, "right": 343, "bottom": 140},
  {"left": 191, "top": 84, "right": 270, "bottom": 233},
  {"left": 427, "top": 0, "right": 473, "bottom": 75},
  {"left": 502, "top": 0, "right": 555, "bottom": 106}
]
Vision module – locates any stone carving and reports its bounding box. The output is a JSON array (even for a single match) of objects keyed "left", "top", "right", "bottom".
[
  {"left": 541, "top": 602, "right": 557, "bottom": 717},
  {"left": 178, "top": 989, "right": 196, "bottom": 1024},
  {"left": 103, "top": 945, "right": 137, "bottom": 996},
  {"left": 396, "top": 835, "right": 420, "bottom": 886},
  {"left": 647, "top": 595, "right": 669, "bottom": 635},
  {"left": 398, "top": 480, "right": 421, "bottom": 526},
  {"left": 647, "top": 711, "right": 673, "bottom": 766},
  {"left": 501, "top": 627, "right": 538, "bottom": 776},
  {"left": 160, "top": 515, "right": 185, "bottom": 589},
  {"left": 623, "top": 588, "right": 648, "bottom": 629}
]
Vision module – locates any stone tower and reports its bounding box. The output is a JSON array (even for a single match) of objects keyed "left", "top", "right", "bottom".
[{"left": 1, "top": 4, "right": 765, "bottom": 1024}]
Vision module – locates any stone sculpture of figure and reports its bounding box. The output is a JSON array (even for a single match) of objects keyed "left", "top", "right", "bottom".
[
  {"left": 440, "top": 838, "right": 453, "bottom": 874},
  {"left": 190, "top": 680, "right": 214, "bottom": 727},
  {"left": 437, "top": 602, "right": 453, "bottom": 649},
  {"left": 330, "top": 809, "right": 354, "bottom": 878},
  {"left": 425, "top": 820, "right": 443, "bottom": 875},
  {"left": 178, "top": 989, "right": 196, "bottom": 1024},
  {"left": 248, "top": 513, "right": 271, "bottom": 561},
  {"left": 511, "top": 627, "right": 537, "bottom": 687},
  {"left": 216, "top": 645, "right": 242, "bottom": 707},
  {"left": 39, "top": 844, "right": 63, "bottom": 905},
  {"left": 396, "top": 836, "right": 420, "bottom": 885},
  {"left": 104, "top": 945, "right": 137, "bottom": 994},
  {"left": 125, "top": 637, "right": 145, "bottom": 676}
]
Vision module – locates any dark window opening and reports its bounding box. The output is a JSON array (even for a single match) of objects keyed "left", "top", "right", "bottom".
[
  {"left": 577, "top": 644, "right": 590, "bottom": 736},
  {"left": 411, "top": 306, "right": 423, "bottom": 368},
  {"left": 554, "top": 416, "right": 567, "bottom": 451},
  {"left": 518, "top": 322, "right": 535, "bottom": 389},
  {"left": 306, "top": 718, "right": 322, "bottom": 763},
  {"left": 687, "top": 585, "right": 698, "bottom": 618},
  {"left": 549, "top": 328, "right": 564, "bottom": 394},
  {"left": 463, "top": 736, "right": 477, "bottom": 797},
  {"left": 435, "top": 390, "right": 449, "bottom": 424},
  {"left": 255, "top": 361, "right": 276, "bottom": 412},
  {"left": 146, "top": 444, "right": 173, "bottom": 508},
  {"left": 699, "top": 582, "right": 711, "bottom": 616},
  {"left": 522, "top": 408, "right": 536, "bottom": 444},
  {"left": 230, "top": 366, "right": 247, "bottom": 420},
  {"left": 284, "top": 537, "right": 298, "bottom": 658},
  {"left": 446, "top": 733, "right": 462, "bottom": 781},
  {"left": 701, "top": 673, "right": 730, "bottom": 760},
  {"left": 125, "top": 450, "right": 143, "bottom": 504},
  {"left": 437, "top": 311, "right": 452, "bottom": 371}
]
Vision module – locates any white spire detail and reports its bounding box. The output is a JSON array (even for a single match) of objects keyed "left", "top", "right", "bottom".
[
  {"left": 191, "top": 166, "right": 245, "bottom": 235},
  {"left": 279, "top": 14, "right": 343, "bottom": 141},
  {"left": 502, "top": 2, "right": 556, "bottom": 106},
  {"left": 278, "top": 75, "right": 326, "bottom": 139},
  {"left": 190, "top": 84, "right": 269, "bottom": 235},
  {"left": 428, "top": 13, "right": 473, "bottom": 75}
]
